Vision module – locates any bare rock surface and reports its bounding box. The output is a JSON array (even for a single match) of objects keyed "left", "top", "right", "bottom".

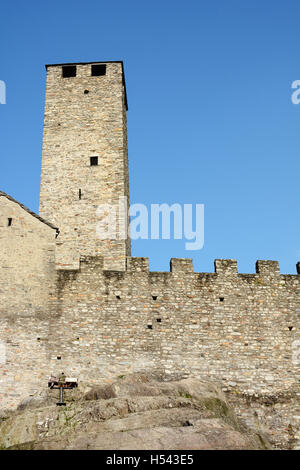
[{"left": 0, "top": 374, "right": 270, "bottom": 450}]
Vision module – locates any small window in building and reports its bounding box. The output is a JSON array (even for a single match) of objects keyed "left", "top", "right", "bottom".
[
  {"left": 116, "top": 295, "right": 121, "bottom": 300},
  {"left": 79, "top": 189, "right": 82, "bottom": 200},
  {"left": 147, "top": 324, "right": 153, "bottom": 330},
  {"left": 90, "top": 156, "right": 98, "bottom": 166},
  {"left": 156, "top": 318, "right": 162, "bottom": 323},
  {"left": 84, "top": 89, "right": 89, "bottom": 94},
  {"left": 62, "top": 65, "right": 76, "bottom": 78},
  {"left": 219, "top": 297, "right": 224, "bottom": 302},
  {"left": 8, "top": 218, "right": 12, "bottom": 227},
  {"left": 57, "top": 356, "right": 61, "bottom": 360},
  {"left": 91, "top": 64, "right": 106, "bottom": 76},
  {"left": 152, "top": 295, "right": 157, "bottom": 301}
]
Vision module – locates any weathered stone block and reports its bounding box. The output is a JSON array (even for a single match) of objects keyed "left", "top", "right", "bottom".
[
  {"left": 256, "top": 260, "right": 280, "bottom": 276},
  {"left": 170, "top": 258, "right": 194, "bottom": 273},
  {"left": 214, "top": 259, "right": 237, "bottom": 275}
]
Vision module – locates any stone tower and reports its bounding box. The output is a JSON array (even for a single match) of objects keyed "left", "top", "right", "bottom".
[{"left": 39, "top": 61, "right": 130, "bottom": 270}]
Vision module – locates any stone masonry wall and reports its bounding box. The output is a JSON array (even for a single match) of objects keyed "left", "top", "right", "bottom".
[
  {"left": 46, "top": 257, "right": 300, "bottom": 397},
  {"left": 39, "top": 62, "right": 130, "bottom": 271},
  {"left": 0, "top": 196, "right": 57, "bottom": 410},
  {"left": 0, "top": 255, "right": 300, "bottom": 412},
  {"left": 0, "top": 195, "right": 57, "bottom": 314}
]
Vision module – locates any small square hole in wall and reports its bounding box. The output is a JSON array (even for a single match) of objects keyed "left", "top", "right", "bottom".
[
  {"left": 152, "top": 296, "right": 157, "bottom": 300},
  {"left": 37, "top": 338, "right": 41, "bottom": 341},
  {"left": 156, "top": 318, "right": 162, "bottom": 323},
  {"left": 219, "top": 297, "right": 224, "bottom": 302},
  {"left": 91, "top": 64, "right": 106, "bottom": 76},
  {"left": 288, "top": 326, "right": 294, "bottom": 331},
  {"left": 57, "top": 356, "right": 61, "bottom": 360},
  {"left": 116, "top": 295, "right": 121, "bottom": 300},
  {"left": 90, "top": 156, "right": 98, "bottom": 166},
  {"left": 62, "top": 65, "right": 76, "bottom": 78},
  {"left": 147, "top": 324, "right": 153, "bottom": 329},
  {"left": 7, "top": 218, "right": 12, "bottom": 227},
  {"left": 84, "top": 89, "right": 89, "bottom": 94}
]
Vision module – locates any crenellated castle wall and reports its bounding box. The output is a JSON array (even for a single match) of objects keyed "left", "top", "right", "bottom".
[
  {"left": 47, "top": 256, "right": 300, "bottom": 393},
  {"left": 1, "top": 255, "right": 299, "bottom": 411}
]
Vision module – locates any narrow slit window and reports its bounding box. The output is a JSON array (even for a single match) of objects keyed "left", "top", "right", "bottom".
[
  {"left": 8, "top": 218, "right": 12, "bottom": 227},
  {"left": 91, "top": 64, "right": 106, "bottom": 76},
  {"left": 62, "top": 65, "right": 76, "bottom": 78},
  {"left": 79, "top": 189, "right": 82, "bottom": 200},
  {"left": 90, "top": 156, "right": 98, "bottom": 166}
]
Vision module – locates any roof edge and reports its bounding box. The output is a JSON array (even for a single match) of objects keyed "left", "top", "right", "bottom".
[
  {"left": 0, "top": 191, "right": 59, "bottom": 232},
  {"left": 45, "top": 60, "right": 124, "bottom": 68}
]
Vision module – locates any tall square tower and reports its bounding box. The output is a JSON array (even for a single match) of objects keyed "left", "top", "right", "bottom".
[{"left": 39, "top": 61, "right": 130, "bottom": 270}]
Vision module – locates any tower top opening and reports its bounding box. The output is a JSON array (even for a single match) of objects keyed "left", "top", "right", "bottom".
[{"left": 45, "top": 61, "right": 128, "bottom": 110}]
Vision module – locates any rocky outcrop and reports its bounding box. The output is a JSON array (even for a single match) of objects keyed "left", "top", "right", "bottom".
[{"left": 0, "top": 374, "right": 270, "bottom": 450}]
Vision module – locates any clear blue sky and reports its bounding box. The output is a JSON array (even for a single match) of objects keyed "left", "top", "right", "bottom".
[{"left": 0, "top": 0, "right": 299, "bottom": 274}]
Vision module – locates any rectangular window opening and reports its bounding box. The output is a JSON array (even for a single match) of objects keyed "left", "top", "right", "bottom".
[
  {"left": 90, "top": 156, "right": 98, "bottom": 166},
  {"left": 79, "top": 189, "right": 82, "bottom": 200},
  {"left": 62, "top": 65, "right": 76, "bottom": 78},
  {"left": 91, "top": 64, "right": 106, "bottom": 77},
  {"left": 8, "top": 218, "right": 12, "bottom": 227}
]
